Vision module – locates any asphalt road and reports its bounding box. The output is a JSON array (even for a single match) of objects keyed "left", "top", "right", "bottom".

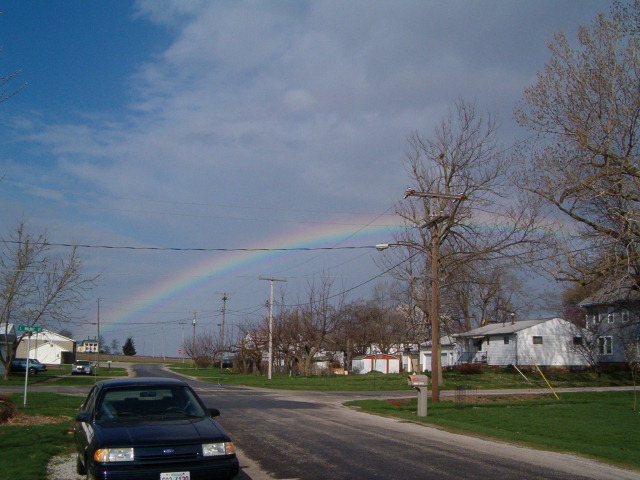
[{"left": 129, "top": 363, "right": 638, "bottom": 480}]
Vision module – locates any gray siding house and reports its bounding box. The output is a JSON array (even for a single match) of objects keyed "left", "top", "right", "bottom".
[{"left": 578, "top": 278, "right": 640, "bottom": 365}]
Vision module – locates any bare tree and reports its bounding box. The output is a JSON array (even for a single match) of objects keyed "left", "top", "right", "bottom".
[
  {"left": 0, "top": 223, "right": 95, "bottom": 379},
  {"left": 382, "top": 98, "right": 546, "bottom": 396},
  {"left": 234, "top": 320, "right": 266, "bottom": 375},
  {"left": 444, "top": 262, "right": 528, "bottom": 331},
  {"left": 183, "top": 331, "right": 220, "bottom": 369},
  {"left": 277, "top": 277, "right": 344, "bottom": 376},
  {"left": 331, "top": 300, "right": 377, "bottom": 372},
  {"left": 514, "top": 1, "right": 640, "bottom": 285}
]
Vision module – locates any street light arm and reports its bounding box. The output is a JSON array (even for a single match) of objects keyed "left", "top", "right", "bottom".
[{"left": 405, "top": 188, "right": 467, "bottom": 201}]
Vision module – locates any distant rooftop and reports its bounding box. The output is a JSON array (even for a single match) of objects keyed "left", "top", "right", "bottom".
[{"left": 579, "top": 277, "right": 640, "bottom": 307}]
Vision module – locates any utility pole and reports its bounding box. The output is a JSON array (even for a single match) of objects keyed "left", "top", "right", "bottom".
[
  {"left": 404, "top": 188, "right": 465, "bottom": 403},
  {"left": 259, "top": 277, "right": 287, "bottom": 380},
  {"left": 192, "top": 311, "right": 197, "bottom": 368},
  {"left": 178, "top": 322, "right": 186, "bottom": 363},
  {"left": 96, "top": 298, "right": 100, "bottom": 382},
  {"left": 162, "top": 327, "right": 165, "bottom": 361},
  {"left": 218, "top": 293, "right": 229, "bottom": 373}
]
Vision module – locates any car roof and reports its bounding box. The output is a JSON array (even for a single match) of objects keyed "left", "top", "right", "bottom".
[{"left": 95, "top": 377, "right": 189, "bottom": 390}]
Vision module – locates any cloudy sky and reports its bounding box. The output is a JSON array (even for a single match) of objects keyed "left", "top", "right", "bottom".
[{"left": 0, "top": 0, "right": 610, "bottom": 356}]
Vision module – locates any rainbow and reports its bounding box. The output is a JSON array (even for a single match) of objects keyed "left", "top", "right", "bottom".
[{"left": 104, "top": 219, "right": 402, "bottom": 331}]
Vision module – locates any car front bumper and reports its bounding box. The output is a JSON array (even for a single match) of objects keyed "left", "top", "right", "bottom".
[{"left": 88, "top": 456, "right": 239, "bottom": 480}]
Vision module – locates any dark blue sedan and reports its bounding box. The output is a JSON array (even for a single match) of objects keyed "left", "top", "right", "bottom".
[{"left": 74, "top": 377, "right": 239, "bottom": 480}]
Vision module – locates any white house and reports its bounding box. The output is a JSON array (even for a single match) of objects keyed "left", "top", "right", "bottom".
[
  {"left": 352, "top": 354, "right": 400, "bottom": 374},
  {"left": 15, "top": 329, "right": 76, "bottom": 365},
  {"left": 456, "top": 317, "right": 589, "bottom": 368},
  {"left": 77, "top": 338, "right": 99, "bottom": 354}
]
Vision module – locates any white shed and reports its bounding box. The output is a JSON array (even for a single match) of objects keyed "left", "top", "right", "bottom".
[
  {"left": 456, "top": 317, "right": 589, "bottom": 368},
  {"left": 15, "top": 329, "right": 76, "bottom": 365},
  {"left": 352, "top": 354, "right": 400, "bottom": 374}
]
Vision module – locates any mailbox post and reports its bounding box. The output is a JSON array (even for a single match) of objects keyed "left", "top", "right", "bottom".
[{"left": 407, "top": 374, "right": 430, "bottom": 417}]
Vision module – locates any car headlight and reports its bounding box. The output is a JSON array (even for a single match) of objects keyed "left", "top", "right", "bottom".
[
  {"left": 202, "top": 442, "right": 235, "bottom": 456},
  {"left": 94, "top": 448, "right": 135, "bottom": 462}
]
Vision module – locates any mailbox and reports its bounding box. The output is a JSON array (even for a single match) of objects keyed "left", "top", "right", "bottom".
[{"left": 407, "top": 374, "right": 429, "bottom": 387}]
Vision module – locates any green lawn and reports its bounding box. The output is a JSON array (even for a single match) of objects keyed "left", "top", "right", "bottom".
[
  {"left": 1, "top": 365, "right": 128, "bottom": 386},
  {"left": 347, "top": 391, "right": 640, "bottom": 469},
  {"left": 0, "top": 393, "right": 80, "bottom": 480},
  {"left": 167, "top": 364, "right": 635, "bottom": 391}
]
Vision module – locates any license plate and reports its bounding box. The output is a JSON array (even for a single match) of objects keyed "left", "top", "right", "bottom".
[{"left": 160, "top": 472, "right": 189, "bottom": 480}]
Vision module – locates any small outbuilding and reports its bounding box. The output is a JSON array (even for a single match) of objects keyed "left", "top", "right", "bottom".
[
  {"left": 15, "top": 329, "right": 76, "bottom": 365},
  {"left": 352, "top": 354, "right": 400, "bottom": 374}
]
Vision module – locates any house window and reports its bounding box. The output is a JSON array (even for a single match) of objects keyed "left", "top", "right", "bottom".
[
  {"left": 573, "top": 336, "right": 583, "bottom": 346},
  {"left": 533, "top": 336, "right": 543, "bottom": 345},
  {"left": 503, "top": 336, "right": 509, "bottom": 344},
  {"left": 598, "top": 337, "right": 613, "bottom": 355},
  {"left": 622, "top": 311, "right": 629, "bottom": 323},
  {"left": 607, "top": 313, "right": 615, "bottom": 324},
  {"left": 486, "top": 337, "right": 490, "bottom": 345}
]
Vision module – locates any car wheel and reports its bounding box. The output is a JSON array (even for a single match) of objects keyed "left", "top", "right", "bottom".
[
  {"left": 28, "top": 367, "right": 37, "bottom": 375},
  {"left": 76, "top": 453, "right": 86, "bottom": 475}
]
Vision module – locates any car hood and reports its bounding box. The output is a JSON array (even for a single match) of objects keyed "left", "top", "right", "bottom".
[{"left": 94, "top": 418, "right": 229, "bottom": 447}]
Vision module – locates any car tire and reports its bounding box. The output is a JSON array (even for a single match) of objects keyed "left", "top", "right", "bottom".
[
  {"left": 76, "top": 454, "right": 86, "bottom": 475},
  {"left": 28, "top": 367, "right": 37, "bottom": 375}
]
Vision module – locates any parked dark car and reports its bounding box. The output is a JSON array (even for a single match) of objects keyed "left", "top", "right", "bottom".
[
  {"left": 71, "top": 360, "right": 94, "bottom": 375},
  {"left": 10, "top": 358, "right": 48, "bottom": 375},
  {"left": 74, "top": 377, "right": 239, "bottom": 480}
]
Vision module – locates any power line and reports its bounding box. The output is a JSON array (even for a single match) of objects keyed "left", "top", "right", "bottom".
[{"left": 3, "top": 240, "right": 383, "bottom": 252}]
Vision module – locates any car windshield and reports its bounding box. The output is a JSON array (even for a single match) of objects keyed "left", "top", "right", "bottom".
[
  {"left": 96, "top": 385, "right": 207, "bottom": 421},
  {"left": 76, "top": 361, "right": 91, "bottom": 365}
]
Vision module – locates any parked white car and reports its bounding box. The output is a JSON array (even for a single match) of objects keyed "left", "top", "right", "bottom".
[{"left": 71, "top": 360, "right": 93, "bottom": 375}]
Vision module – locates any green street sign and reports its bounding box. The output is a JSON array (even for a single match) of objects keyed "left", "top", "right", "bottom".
[{"left": 18, "top": 325, "right": 43, "bottom": 333}]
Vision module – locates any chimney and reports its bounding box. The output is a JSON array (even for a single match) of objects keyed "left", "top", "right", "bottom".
[{"left": 510, "top": 312, "right": 515, "bottom": 325}]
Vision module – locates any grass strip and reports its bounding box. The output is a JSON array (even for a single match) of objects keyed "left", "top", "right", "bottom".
[
  {"left": 347, "top": 391, "right": 640, "bottom": 469},
  {"left": 167, "top": 365, "right": 635, "bottom": 391}
]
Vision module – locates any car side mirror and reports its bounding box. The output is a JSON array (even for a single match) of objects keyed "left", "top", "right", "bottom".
[
  {"left": 75, "top": 412, "right": 92, "bottom": 423},
  {"left": 208, "top": 408, "right": 220, "bottom": 418}
]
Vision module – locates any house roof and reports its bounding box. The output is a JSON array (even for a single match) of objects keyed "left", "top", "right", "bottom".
[
  {"left": 353, "top": 354, "right": 399, "bottom": 360},
  {"left": 26, "top": 329, "right": 75, "bottom": 343},
  {"left": 578, "top": 277, "right": 640, "bottom": 307},
  {"left": 421, "top": 335, "right": 457, "bottom": 348},
  {"left": 456, "top": 318, "right": 554, "bottom": 338}
]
